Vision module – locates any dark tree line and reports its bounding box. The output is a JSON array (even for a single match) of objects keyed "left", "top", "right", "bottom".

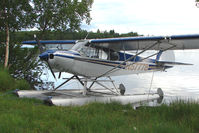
[{"left": 0, "top": 30, "right": 139, "bottom": 42}]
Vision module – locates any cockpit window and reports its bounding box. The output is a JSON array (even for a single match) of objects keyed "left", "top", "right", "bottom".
[
  {"left": 71, "top": 41, "right": 118, "bottom": 61},
  {"left": 80, "top": 46, "right": 108, "bottom": 60},
  {"left": 71, "top": 40, "right": 88, "bottom": 52}
]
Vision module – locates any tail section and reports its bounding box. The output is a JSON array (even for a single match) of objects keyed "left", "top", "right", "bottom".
[
  {"left": 158, "top": 50, "right": 175, "bottom": 62},
  {"left": 156, "top": 50, "right": 192, "bottom": 66}
]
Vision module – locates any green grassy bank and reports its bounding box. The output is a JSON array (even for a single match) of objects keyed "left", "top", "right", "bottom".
[{"left": 0, "top": 92, "right": 199, "bottom": 133}]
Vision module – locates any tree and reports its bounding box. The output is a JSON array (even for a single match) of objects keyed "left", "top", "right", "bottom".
[
  {"left": 97, "top": 29, "right": 100, "bottom": 33},
  {"left": 109, "top": 30, "right": 115, "bottom": 35},
  {"left": 0, "top": 31, "right": 43, "bottom": 89},
  {"left": 33, "top": 0, "right": 93, "bottom": 39},
  {"left": 0, "top": 0, "right": 34, "bottom": 68},
  {"left": 8, "top": 45, "right": 42, "bottom": 89}
]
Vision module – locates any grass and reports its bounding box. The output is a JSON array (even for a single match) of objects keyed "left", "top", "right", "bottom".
[
  {"left": 0, "top": 68, "right": 31, "bottom": 91},
  {"left": 0, "top": 69, "right": 15, "bottom": 91},
  {"left": 0, "top": 92, "right": 199, "bottom": 133}
]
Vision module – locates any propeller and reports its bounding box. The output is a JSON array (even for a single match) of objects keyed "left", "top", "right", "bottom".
[
  {"left": 47, "top": 60, "right": 56, "bottom": 80},
  {"left": 41, "top": 52, "right": 57, "bottom": 80},
  {"left": 34, "top": 34, "right": 57, "bottom": 80}
]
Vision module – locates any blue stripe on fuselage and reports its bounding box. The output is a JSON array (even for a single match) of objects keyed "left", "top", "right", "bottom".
[
  {"left": 118, "top": 52, "right": 155, "bottom": 63},
  {"left": 119, "top": 52, "right": 141, "bottom": 62}
]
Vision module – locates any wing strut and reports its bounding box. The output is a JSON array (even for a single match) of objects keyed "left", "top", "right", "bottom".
[{"left": 97, "top": 41, "right": 161, "bottom": 78}]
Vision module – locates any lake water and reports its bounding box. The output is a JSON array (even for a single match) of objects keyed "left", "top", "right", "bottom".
[{"left": 42, "top": 50, "right": 199, "bottom": 103}]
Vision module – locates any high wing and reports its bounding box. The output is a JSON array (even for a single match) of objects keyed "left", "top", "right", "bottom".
[
  {"left": 22, "top": 34, "right": 199, "bottom": 51},
  {"left": 89, "top": 34, "right": 199, "bottom": 51},
  {"left": 22, "top": 40, "right": 77, "bottom": 50},
  {"left": 22, "top": 40, "right": 77, "bottom": 44}
]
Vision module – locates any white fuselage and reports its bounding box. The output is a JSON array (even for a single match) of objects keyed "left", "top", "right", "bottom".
[{"left": 48, "top": 50, "right": 163, "bottom": 78}]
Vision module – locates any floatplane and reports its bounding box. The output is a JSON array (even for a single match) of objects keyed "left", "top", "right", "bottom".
[{"left": 16, "top": 34, "right": 199, "bottom": 106}]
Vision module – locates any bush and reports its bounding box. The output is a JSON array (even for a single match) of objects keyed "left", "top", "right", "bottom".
[
  {"left": 0, "top": 68, "right": 31, "bottom": 91},
  {"left": 0, "top": 68, "right": 15, "bottom": 91},
  {"left": 15, "top": 79, "right": 31, "bottom": 90}
]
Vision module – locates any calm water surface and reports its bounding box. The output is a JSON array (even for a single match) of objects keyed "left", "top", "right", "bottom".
[{"left": 42, "top": 50, "right": 199, "bottom": 103}]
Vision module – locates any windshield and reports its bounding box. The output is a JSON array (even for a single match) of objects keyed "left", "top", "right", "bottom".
[
  {"left": 71, "top": 40, "right": 119, "bottom": 61},
  {"left": 71, "top": 40, "right": 89, "bottom": 51},
  {"left": 71, "top": 40, "right": 108, "bottom": 59}
]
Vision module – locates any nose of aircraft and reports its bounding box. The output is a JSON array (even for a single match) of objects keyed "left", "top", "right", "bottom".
[
  {"left": 39, "top": 52, "right": 49, "bottom": 60},
  {"left": 39, "top": 50, "right": 55, "bottom": 60},
  {"left": 39, "top": 50, "right": 56, "bottom": 80}
]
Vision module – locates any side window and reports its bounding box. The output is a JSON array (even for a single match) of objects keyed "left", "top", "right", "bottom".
[
  {"left": 90, "top": 48, "right": 99, "bottom": 58},
  {"left": 91, "top": 49, "right": 108, "bottom": 59},
  {"left": 99, "top": 50, "right": 108, "bottom": 60}
]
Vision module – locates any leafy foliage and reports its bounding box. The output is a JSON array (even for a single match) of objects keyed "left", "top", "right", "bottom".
[
  {"left": 0, "top": 0, "right": 34, "bottom": 31},
  {"left": 0, "top": 0, "right": 35, "bottom": 68},
  {"left": 0, "top": 40, "right": 42, "bottom": 89},
  {"left": 0, "top": 68, "right": 15, "bottom": 91},
  {"left": 15, "top": 79, "right": 31, "bottom": 90},
  {"left": 0, "top": 68, "right": 31, "bottom": 91},
  {"left": 8, "top": 45, "right": 42, "bottom": 88},
  {"left": 32, "top": 0, "right": 93, "bottom": 38}
]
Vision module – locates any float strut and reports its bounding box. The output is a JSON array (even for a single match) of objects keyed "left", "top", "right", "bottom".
[
  {"left": 75, "top": 76, "right": 84, "bottom": 87},
  {"left": 83, "top": 79, "right": 88, "bottom": 95},
  {"left": 53, "top": 75, "right": 75, "bottom": 91}
]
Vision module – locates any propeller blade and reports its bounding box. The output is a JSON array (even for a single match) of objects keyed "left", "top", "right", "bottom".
[
  {"left": 47, "top": 61, "right": 56, "bottom": 80},
  {"left": 58, "top": 72, "right": 61, "bottom": 79},
  {"left": 34, "top": 34, "right": 45, "bottom": 53}
]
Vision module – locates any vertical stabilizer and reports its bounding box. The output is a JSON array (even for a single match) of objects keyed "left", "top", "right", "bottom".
[{"left": 159, "top": 50, "right": 175, "bottom": 62}]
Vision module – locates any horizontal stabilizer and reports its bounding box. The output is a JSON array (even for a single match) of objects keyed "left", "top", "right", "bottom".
[{"left": 156, "top": 61, "right": 193, "bottom": 66}]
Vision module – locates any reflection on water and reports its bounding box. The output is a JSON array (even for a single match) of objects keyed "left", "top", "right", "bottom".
[{"left": 42, "top": 50, "right": 199, "bottom": 103}]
